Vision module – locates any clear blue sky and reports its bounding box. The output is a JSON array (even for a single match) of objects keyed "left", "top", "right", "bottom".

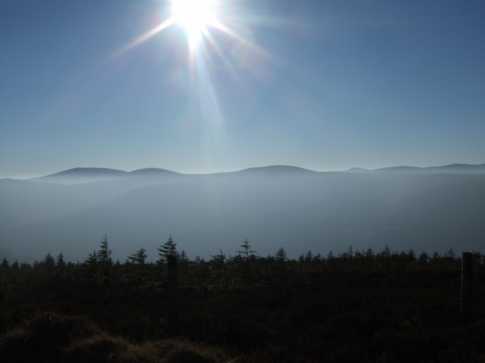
[{"left": 1, "top": 0, "right": 485, "bottom": 177}]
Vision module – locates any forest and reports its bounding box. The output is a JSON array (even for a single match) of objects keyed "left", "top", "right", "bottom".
[{"left": 0, "top": 237, "right": 484, "bottom": 363}]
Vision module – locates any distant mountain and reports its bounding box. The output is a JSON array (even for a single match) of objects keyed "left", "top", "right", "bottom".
[
  {"left": 376, "top": 166, "right": 423, "bottom": 173},
  {"left": 35, "top": 165, "right": 318, "bottom": 184},
  {"left": 129, "top": 168, "right": 180, "bottom": 177},
  {"left": 46, "top": 167, "right": 127, "bottom": 177},
  {"left": 27, "top": 163, "right": 485, "bottom": 185},
  {"left": 39, "top": 167, "right": 128, "bottom": 184},
  {"left": 37, "top": 167, "right": 182, "bottom": 184},
  {"left": 428, "top": 163, "right": 485, "bottom": 173},
  {"left": 375, "top": 164, "right": 485, "bottom": 174},
  {"left": 347, "top": 167, "right": 370, "bottom": 173},
  {"left": 235, "top": 165, "right": 317, "bottom": 176}
]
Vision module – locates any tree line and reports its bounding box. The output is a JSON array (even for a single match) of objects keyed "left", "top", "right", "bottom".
[{"left": 0, "top": 235, "right": 460, "bottom": 271}]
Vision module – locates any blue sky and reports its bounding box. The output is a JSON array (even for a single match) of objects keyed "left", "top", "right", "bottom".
[{"left": 1, "top": 0, "right": 485, "bottom": 177}]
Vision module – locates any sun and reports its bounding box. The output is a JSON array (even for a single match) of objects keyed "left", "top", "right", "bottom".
[
  {"left": 170, "top": 0, "right": 220, "bottom": 49},
  {"left": 117, "top": 0, "right": 267, "bottom": 62}
]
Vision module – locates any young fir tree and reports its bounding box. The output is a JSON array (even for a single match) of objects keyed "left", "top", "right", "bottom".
[
  {"left": 43, "top": 253, "right": 56, "bottom": 270},
  {"left": 56, "top": 253, "right": 66, "bottom": 268},
  {"left": 158, "top": 236, "right": 177, "bottom": 264},
  {"left": 178, "top": 250, "right": 189, "bottom": 266},
  {"left": 238, "top": 239, "right": 255, "bottom": 260},
  {"left": 97, "top": 235, "right": 112, "bottom": 265},
  {"left": 305, "top": 250, "right": 313, "bottom": 263},
  {"left": 211, "top": 250, "right": 226, "bottom": 267},
  {"left": 158, "top": 235, "right": 179, "bottom": 332},
  {"left": 1, "top": 258, "right": 9, "bottom": 269},
  {"left": 128, "top": 248, "right": 147, "bottom": 265},
  {"left": 275, "top": 248, "right": 288, "bottom": 263},
  {"left": 445, "top": 248, "right": 456, "bottom": 259},
  {"left": 158, "top": 236, "right": 178, "bottom": 289},
  {"left": 381, "top": 245, "right": 391, "bottom": 258},
  {"left": 86, "top": 251, "right": 98, "bottom": 266}
]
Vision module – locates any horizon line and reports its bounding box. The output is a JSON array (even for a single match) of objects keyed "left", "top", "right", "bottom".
[{"left": 2, "top": 161, "right": 485, "bottom": 180}]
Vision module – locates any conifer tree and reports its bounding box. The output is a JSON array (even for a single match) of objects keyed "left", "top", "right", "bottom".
[
  {"left": 1, "top": 258, "right": 9, "bottom": 269},
  {"left": 445, "top": 248, "right": 456, "bottom": 259},
  {"left": 381, "top": 245, "right": 391, "bottom": 258},
  {"left": 97, "top": 234, "right": 112, "bottom": 265},
  {"left": 432, "top": 251, "right": 440, "bottom": 262},
  {"left": 211, "top": 250, "right": 226, "bottom": 266},
  {"left": 56, "top": 253, "right": 66, "bottom": 268},
  {"left": 418, "top": 252, "right": 429, "bottom": 264},
  {"left": 128, "top": 248, "right": 147, "bottom": 265},
  {"left": 158, "top": 236, "right": 177, "bottom": 264},
  {"left": 86, "top": 251, "right": 98, "bottom": 266},
  {"left": 158, "top": 236, "right": 179, "bottom": 332},
  {"left": 43, "top": 253, "right": 55, "bottom": 270},
  {"left": 158, "top": 236, "right": 178, "bottom": 290},
  {"left": 238, "top": 239, "right": 255, "bottom": 260},
  {"left": 407, "top": 249, "right": 416, "bottom": 261},
  {"left": 275, "top": 248, "right": 287, "bottom": 263},
  {"left": 178, "top": 250, "right": 189, "bottom": 264},
  {"left": 305, "top": 250, "right": 313, "bottom": 263}
]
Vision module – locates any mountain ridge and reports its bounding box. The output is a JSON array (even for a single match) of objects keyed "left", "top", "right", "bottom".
[{"left": 17, "top": 162, "right": 485, "bottom": 184}]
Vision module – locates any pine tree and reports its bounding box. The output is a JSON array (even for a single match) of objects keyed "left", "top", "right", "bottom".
[
  {"left": 211, "top": 250, "right": 226, "bottom": 266},
  {"left": 128, "top": 248, "right": 147, "bottom": 265},
  {"left": 418, "top": 252, "right": 429, "bottom": 264},
  {"left": 445, "top": 248, "right": 456, "bottom": 259},
  {"left": 56, "top": 253, "right": 66, "bottom": 268},
  {"left": 275, "top": 248, "right": 287, "bottom": 263},
  {"left": 86, "top": 251, "right": 98, "bottom": 266},
  {"left": 158, "top": 235, "right": 179, "bottom": 332},
  {"left": 1, "top": 258, "right": 9, "bottom": 269},
  {"left": 347, "top": 245, "right": 354, "bottom": 259},
  {"left": 305, "top": 250, "right": 313, "bottom": 263},
  {"left": 97, "top": 235, "right": 112, "bottom": 265},
  {"left": 407, "top": 249, "right": 416, "bottom": 261},
  {"left": 178, "top": 250, "right": 189, "bottom": 264},
  {"left": 238, "top": 239, "right": 255, "bottom": 260},
  {"left": 44, "top": 253, "right": 55, "bottom": 270},
  {"left": 158, "top": 236, "right": 177, "bottom": 264},
  {"left": 381, "top": 245, "right": 391, "bottom": 258},
  {"left": 432, "top": 251, "right": 440, "bottom": 263}
]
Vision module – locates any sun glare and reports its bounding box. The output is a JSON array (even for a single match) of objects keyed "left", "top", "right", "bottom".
[
  {"left": 117, "top": 0, "right": 268, "bottom": 65},
  {"left": 171, "top": 0, "right": 219, "bottom": 49}
]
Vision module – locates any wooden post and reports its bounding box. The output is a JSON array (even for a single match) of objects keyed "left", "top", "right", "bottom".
[{"left": 461, "top": 251, "right": 478, "bottom": 316}]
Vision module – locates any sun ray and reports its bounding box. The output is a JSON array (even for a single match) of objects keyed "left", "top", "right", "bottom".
[
  {"left": 114, "top": 18, "right": 174, "bottom": 57},
  {"left": 202, "top": 30, "right": 239, "bottom": 80},
  {"left": 210, "top": 20, "right": 271, "bottom": 62}
]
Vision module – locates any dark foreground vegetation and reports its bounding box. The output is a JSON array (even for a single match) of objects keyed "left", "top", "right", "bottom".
[{"left": 1, "top": 238, "right": 485, "bottom": 362}]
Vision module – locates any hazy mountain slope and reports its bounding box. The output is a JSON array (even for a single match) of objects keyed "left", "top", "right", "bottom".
[
  {"left": 2, "top": 173, "right": 485, "bottom": 261},
  {"left": 39, "top": 167, "right": 129, "bottom": 184},
  {"left": 375, "top": 164, "right": 485, "bottom": 174},
  {"left": 129, "top": 168, "right": 180, "bottom": 176},
  {"left": 24, "top": 162, "right": 485, "bottom": 187}
]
